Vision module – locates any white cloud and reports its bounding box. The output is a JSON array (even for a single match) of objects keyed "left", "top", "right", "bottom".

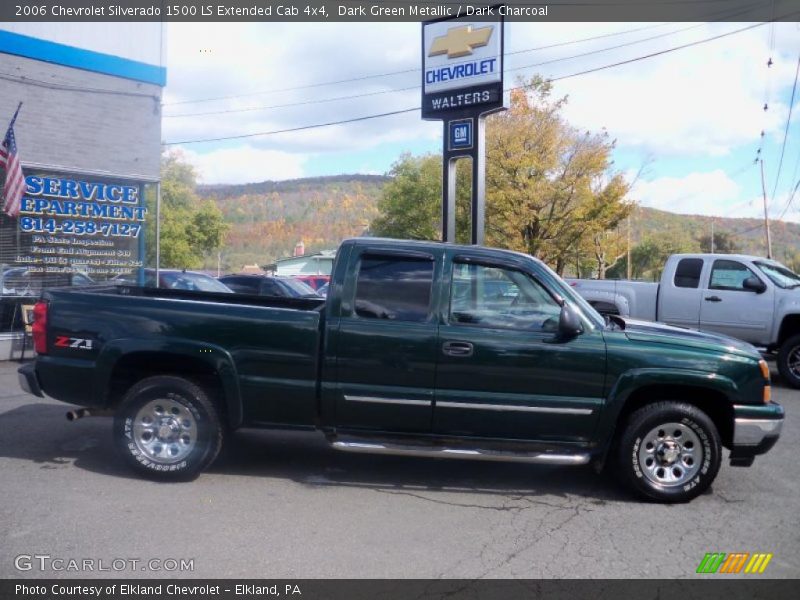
[
  {"left": 630, "top": 169, "right": 747, "bottom": 216},
  {"left": 180, "top": 146, "right": 307, "bottom": 184},
  {"left": 161, "top": 21, "right": 800, "bottom": 184},
  {"left": 548, "top": 23, "right": 799, "bottom": 156}
]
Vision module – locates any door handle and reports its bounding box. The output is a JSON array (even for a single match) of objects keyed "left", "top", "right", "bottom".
[
  {"left": 442, "top": 341, "right": 474, "bottom": 357},
  {"left": 704, "top": 296, "right": 722, "bottom": 302}
]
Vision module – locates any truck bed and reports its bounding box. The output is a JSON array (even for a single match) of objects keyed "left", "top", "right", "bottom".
[{"left": 36, "top": 285, "right": 326, "bottom": 427}]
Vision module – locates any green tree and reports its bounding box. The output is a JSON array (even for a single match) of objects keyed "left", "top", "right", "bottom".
[
  {"left": 146, "top": 151, "right": 229, "bottom": 269},
  {"left": 698, "top": 230, "right": 739, "bottom": 254},
  {"left": 370, "top": 153, "right": 473, "bottom": 243}
]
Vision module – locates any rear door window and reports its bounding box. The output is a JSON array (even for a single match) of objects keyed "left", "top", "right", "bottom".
[
  {"left": 354, "top": 256, "right": 434, "bottom": 322},
  {"left": 674, "top": 258, "right": 703, "bottom": 288}
]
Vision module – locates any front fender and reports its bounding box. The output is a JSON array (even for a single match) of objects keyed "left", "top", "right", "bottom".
[
  {"left": 93, "top": 338, "right": 244, "bottom": 428},
  {"left": 594, "top": 367, "right": 738, "bottom": 450}
]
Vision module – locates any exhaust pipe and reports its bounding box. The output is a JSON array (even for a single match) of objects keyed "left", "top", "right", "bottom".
[{"left": 66, "top": 408, "right": 94, "bottom": 421}]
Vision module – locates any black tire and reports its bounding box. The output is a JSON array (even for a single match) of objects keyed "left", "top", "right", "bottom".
[
  {"left": 616, "top": 401, "right": 721, "bottom": 503},
  {"left": 777, "top": 334, "right": 800, "bottom": 389},
  {"left": 113, "top": 376, "right": 223, "bottom": 481}
]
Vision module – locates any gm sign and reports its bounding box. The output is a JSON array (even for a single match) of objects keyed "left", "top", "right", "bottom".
[
  {"left": 421, "top": 18, "right": 504, "bottom": 119},
  {"left": 449, "top": 119, "right": 474, "bottom": 151}
]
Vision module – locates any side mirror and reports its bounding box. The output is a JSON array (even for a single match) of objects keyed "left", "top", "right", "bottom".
[
  {"left": 743, "top": 277, "right": 767, "bottom": 294},
  {"left": 556, "top": 304, "right": 584, "bottom": 340}
]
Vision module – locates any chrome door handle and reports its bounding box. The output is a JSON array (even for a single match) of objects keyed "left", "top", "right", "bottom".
[{"left": 442, "top": 341, "right": 474, "bottom": 357}]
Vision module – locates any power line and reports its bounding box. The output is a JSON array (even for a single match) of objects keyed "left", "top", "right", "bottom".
[
  {"left": 163, "top": 1, "right": 763, "bottom": 108},
  {"left": 164, "top": 18, "right": 747, "bottom": 119},
  {"left": 162, "top": 21, "right": 673, "bottom": 107},
  {"left": 166, "top": 19, "right": 788, "bottom": 146},
  {"left": 0, "top": 72, "right": 159, "bottom": 100},
  {"left": 776, "top": 177, "right": 800, "bottom": 220},
  {"left": 770, "top": 52, "right": 800, "bottom": 202}
]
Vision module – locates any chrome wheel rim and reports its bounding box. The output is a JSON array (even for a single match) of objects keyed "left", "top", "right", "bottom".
[
  {"left": 132, "top": 398, "right": 196, "bottom": 464},
  {"left": 788, "top": 346, "right": 800, "bottom": 378},
  {"left": 638, "top": 422, "right": 702, "bottom": 487}
]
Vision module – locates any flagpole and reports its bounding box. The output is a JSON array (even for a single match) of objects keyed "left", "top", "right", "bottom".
[{"left": 1, "top": 102, "right": 23, "bottom": 298}]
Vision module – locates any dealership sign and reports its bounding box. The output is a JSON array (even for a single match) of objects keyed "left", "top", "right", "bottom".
[
  {"left": 421, "top": 19, "right": 504, "bottom": 118},
  {"left": 421, "top": 10, "right": 506, "bottom": 246}
]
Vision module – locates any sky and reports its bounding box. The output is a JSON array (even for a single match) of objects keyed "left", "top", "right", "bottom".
[{"left": 161, "top": 20, "right": 800, "bottom": 224}]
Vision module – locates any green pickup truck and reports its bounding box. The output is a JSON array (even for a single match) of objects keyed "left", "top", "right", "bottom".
[{"left": 18, "top": 238, "right": 784, "bottom": 502}]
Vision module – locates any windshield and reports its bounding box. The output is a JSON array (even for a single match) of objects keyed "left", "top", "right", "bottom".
[
  {"left": 754, "top": 261, "right": 800, "bottom": 289},
  {"left": 162, "top": 272, "right": 233, "bottom": 293},
  {"left": 278, "top": 278, "right": 318, "bottom": 296},
  {"left": 531, "top": 259, "right": 606, "bottom": 330}
]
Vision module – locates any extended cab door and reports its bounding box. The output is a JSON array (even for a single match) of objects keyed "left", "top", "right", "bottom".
[
  {"left": 698, "top": 258, "right": 774, "bottom": 344},
  {"left": 329, "top": 246, "right": 441, "bottom": 433},
  {"left": 433, "top": 252, "right": 605, "bottom": 443},
  {"left": 657, "top": 257, "right": 704, "bottom": 329}
]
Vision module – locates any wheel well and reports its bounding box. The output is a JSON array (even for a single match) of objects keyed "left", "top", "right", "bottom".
[
  {"left": 107, "top": 352, "right": 227, "bottom": 421},
  {"left": 777, "top": 314, "right": 800, "bottom": 346},
  {"left": 590, "top": 301, "right": 620, "bottom": 316},
  {"left": 617, "top": 385, "right": 734, "bottom": 448}
]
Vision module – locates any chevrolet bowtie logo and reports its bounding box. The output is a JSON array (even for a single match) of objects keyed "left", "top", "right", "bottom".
[{"left": 429, "top": 25, "right": 494, "bottom": 59}]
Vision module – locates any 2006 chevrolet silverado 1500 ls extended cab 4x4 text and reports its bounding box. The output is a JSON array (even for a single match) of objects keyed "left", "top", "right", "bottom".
[{"left": 18, "top": 239, "right": 784, "bottom": 502}]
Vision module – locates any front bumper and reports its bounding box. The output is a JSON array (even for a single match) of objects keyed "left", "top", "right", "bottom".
[
  {"left": 730, "top": 403, "right": 784, "bottom": 466},
  {"left": 733, "top": 417, "right": 783, "bottom": 446},
  {"left": 18, "top": 362, "right": 43, "bottom": 398}
]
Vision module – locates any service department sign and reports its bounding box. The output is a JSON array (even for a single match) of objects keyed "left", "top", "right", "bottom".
[{"left": 421, "top": 18, "right": 504, "bottom": 119}]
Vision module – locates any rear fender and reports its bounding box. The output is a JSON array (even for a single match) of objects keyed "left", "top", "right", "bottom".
[{"left": 93, "top": 338, "right": 243, "bottom": 428}]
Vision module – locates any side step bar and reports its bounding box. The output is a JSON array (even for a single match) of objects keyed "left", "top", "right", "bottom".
[{"left": 331, "top": 440, "right": 590, "bottom": 465}]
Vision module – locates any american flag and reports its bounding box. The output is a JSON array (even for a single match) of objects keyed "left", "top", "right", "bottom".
[{"left": 0, "top": 104, "right": 25, "bottom": 218}]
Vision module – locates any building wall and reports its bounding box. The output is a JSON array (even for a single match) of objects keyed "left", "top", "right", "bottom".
[
  {"left": 0, "top": 53, "right": 162, "bottom": 180},
  {"left": 277, "top": 256, "right": 335, "bottom": 276}
]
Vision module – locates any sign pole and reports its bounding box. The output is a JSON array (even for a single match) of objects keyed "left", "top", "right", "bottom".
[{"left": 422, "top": 7, "right": 506, "bottom": 245}]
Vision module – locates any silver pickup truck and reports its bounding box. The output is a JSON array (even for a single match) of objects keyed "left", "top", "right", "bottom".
[{"left": 568, "top": 254, "right": 800, "bottom": 388}]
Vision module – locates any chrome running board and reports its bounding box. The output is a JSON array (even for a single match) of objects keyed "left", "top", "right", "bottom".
[{"left": 330, "top": 440, "right": 590, "bottom": 465}]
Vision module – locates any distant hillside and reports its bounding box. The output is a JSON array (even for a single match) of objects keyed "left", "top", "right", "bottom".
[
  {"left": 197, "top": 174, "right": 800, "bottom": 273},
  {"left": 629, "top": 206, "right": 800, "bottom": 263},
  {"left": 198, "top": 175, "right": 387, "bottom": 272},
  {"left": 198, "top": 174, "right": 389, "bottom": 199}
]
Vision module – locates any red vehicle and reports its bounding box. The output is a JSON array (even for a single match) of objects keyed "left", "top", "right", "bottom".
[{"left": 293, "top": 274, "right": 330, "bottom": 290}]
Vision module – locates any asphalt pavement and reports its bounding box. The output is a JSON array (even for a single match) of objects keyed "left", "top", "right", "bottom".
[{"left": 0, "top": 360, "right": 797, "bottom": 579}]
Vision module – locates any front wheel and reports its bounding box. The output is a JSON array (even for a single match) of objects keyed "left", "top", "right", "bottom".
[
  {"left": 616, "top": 402, "right": 721, "bottom": 503},
  {"left": 777, "top": 334, "right": 800, "bottom": 389},
  {"left": 113, "top": 376, "right": 223, "bottom": 481}
]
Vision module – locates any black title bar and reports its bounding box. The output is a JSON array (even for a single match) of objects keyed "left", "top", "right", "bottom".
[
  {"left": 3, "top": 579, "right": 800, "bottom": 600},
  {"left": 2, "top": 0, "right": 799, "bottom": 22}
]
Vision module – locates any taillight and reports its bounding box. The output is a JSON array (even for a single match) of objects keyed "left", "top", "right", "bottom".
[{"left": 32, "top": 301, "right": 48, "bottom": 354}]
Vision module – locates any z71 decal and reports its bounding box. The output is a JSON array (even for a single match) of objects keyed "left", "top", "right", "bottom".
[{"left": 54, "top": 336, "right": 94, "bottom": 350}]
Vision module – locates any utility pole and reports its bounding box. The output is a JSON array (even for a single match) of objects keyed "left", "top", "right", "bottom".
[
  {"left": 626, "top": 215, "right": 632, "bottom": 279},
  {"left": 760, "top": 159, "right": 773, "bottom": 259},
  {"left": 711, "top": 219, "right": 715, "bottom": 253}
]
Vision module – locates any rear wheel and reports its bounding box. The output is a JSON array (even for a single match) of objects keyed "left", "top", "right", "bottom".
[
  {"left": 616, "top": 401, "right": 721, "bottom": 502},
  {"left": 777, "top": 334, "right": 800, "bottom": 389},
  {"left": 113, "top": 376, "right": 223, "bottom": 480}
]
